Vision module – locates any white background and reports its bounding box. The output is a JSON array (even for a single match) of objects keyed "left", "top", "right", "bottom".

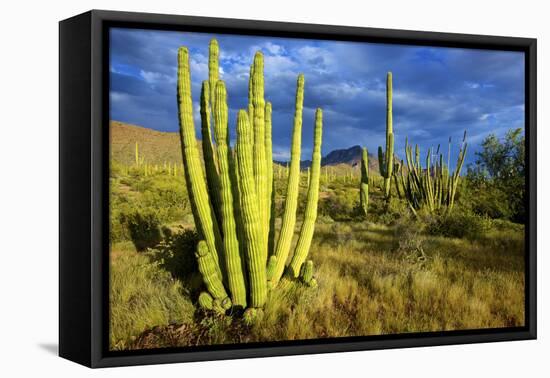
[{"left": 0, "top": 0, "right": 547, "bottom": 376}]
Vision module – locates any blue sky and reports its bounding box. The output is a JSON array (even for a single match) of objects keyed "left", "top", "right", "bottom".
[{"left": 109, "top": 28, "right": 525, "bottom": 165}]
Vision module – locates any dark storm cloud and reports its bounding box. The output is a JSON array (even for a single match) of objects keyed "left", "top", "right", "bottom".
[{"left": 109, "top": 28, "right": 525, "bottom": 165}]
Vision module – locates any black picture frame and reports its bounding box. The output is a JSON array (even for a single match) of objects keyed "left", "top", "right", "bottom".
[{"left": 59, "top": 9, "right": 537, "bottom": 368}]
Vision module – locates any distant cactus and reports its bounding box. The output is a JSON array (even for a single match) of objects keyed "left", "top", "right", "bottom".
[
  {"left": 177, "top": 40, "right": 323, "bottom": 314},
  {"left": 378, "top": 72, "right": 394, "bottom": 200},
  {"left": 135, "top": 142, "right": 139, "bottom": 166},
  {"left": 360, "top": 147, "right": 369, "bottom": 217},
  {"left": 402, "top": 132, "right": 467, "bottom": 213}
]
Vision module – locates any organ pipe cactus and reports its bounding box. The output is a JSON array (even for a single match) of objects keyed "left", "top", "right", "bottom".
[
  {"left": 288, "top": 108, "right": 323, "bottom": 279},
  {"left": 360, "top": 147, "right": 369, "bottom": 216},
  {"left": 235, "top": 110, "right": 267, "bottom": 307},
  {"left": 177, "top": 47, "right": 226, "bottom": 283},
  {"left": 378, "top": 72, "right": 394, "bottom": 200},
  {"left": 402, "top": 132, "right": 467, "bottom": 213},
  {"left": 269, "top": 74, "right": 305, "bottom": 286},
  {"left": 200, "top": 81, "right": 222, "bottom": 227},
  {"left": 177, "top": 40, "right": 323, "bottom": 314},
  {"left": 213, "top": 82, "right": 247, "bottom": 308}
]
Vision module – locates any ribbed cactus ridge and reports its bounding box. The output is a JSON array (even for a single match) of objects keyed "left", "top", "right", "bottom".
[
  {"left": 288, "top": 108, "right": 323, "bottom": 278},
  {"left": 195, "top": 240, "right": 229, "bottom": 302},
  {"left": 248, "top": 63, "right": 254, "bottom": 121},
  {"left": 235, "top": 110, "right": 267, "bottom": 307},
  {"left": 200, "top": 81, "right": 222, "bottom": 225},
  {"left": 360, "top": 147, "right": 369, "bottom": 216},
  {"left": 177, "top": 47, "right": 226, "bottom": 284},
  {"left": 212, "top": 81, "right": 247, "bottom": 308},
  {"left": 265, "top": 102, "right": 276, "bottom": 257},
  {"left": 270, "top": 74, "right": 305, "bottom": 286}
]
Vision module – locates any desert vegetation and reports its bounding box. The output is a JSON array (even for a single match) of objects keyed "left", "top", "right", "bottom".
[{"left": 109, "top": 39, "right": 526, "bottom": 351}]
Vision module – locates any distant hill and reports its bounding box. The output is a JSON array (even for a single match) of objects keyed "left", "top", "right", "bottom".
[
  {"left": 323, "top": 145, "right": 364, "bottom": 166},
  {"left": 322, "top": 145, "right": 379, "bottom": 174},
  {"left": 111, "top": 121, "right": 184, "bottom": 166},
  {"left": 111, "top": 121, "right": 379, "bottom": 173}
]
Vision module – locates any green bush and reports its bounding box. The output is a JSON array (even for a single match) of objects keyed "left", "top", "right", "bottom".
[
  {"left": 318, "top": 188, "right": 359, "bottom": 221},
  {"left": 459, "top": 181, "right": 514, "bottom": 220},
  {"left": 424, "top": 209, "right": 492, "bottom": 241},
  {"left": 122, "top": 208, "right": 164, "bottom": 251},
  {"left": 147, "top": 228, "right": 199, "bottom": 282}
]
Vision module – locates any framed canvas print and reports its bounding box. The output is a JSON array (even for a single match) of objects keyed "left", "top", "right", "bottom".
[{"left": 59, "top": 10, "right": 536, "bottom": 368}]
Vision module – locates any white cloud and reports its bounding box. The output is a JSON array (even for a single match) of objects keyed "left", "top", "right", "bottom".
[
  {"left": 110, "top": 91, "right": 130, "bottom": 103},
  {"left": 140, "top": 70, "right": 177, "bottom": 85},
  {"left": 312, "top": 82, "right": 364, "bottom": 99},
  {"left": 263, "top": 55, "right": 297, "bottom": 76}
]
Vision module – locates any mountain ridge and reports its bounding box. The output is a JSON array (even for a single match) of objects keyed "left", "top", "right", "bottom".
[{"left": 110, "top": 120, "right": 379, "bottom": 172}]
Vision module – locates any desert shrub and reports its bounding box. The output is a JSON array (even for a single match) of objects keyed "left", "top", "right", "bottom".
[
  {"left": 424, "top": 209, "right": 492, "bottom": 241},
  {"left": 368, "top": 197, "right": 410, "bottom": 225},
  {"left": 147, "top": 228, "right": 199, "bottom": 282},
  {"left": 318, "top": 188, "right": 360, "bottom": 221},
  {"left": 459, "top": 181, "right": 514, "bottom": 220},
  {"left": 122, "top": 208, "right": 164, "bottom": 251}
]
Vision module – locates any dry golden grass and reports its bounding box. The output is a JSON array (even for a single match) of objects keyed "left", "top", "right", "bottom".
[{"left": 110, "top": 219, "right": 524, "bottom": 350}]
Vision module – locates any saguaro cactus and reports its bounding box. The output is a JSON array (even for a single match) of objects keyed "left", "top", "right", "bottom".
[
  {"left": 177, "top": 40, "right": 323, "bottom": 314},
  {"left": 360, "top": 147, "right": 369, "bottom": 216},
  {"left": 378, "top": 72, "right": 394, "bottom": 200}
]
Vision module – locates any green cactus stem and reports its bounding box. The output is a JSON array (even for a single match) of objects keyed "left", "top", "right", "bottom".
[
  {"left": 288, "top": 108, "right": 323, "bottom": 278},
  {"left": 250, "top": 53, "right": 268, "bottom": 264},
  {"left": 235, "top": 110, "right": 267, "bottom": 308},
  {"left": 212, "top": 81, "right": 247, "bottom": 308},
  {"left": 208, "top": 39, "right": 220, "bottom": 110},
  {"left": 177, "top": 47, "right": 226, "bottom": 285},
  {"left": 265, "top": 102, "right": 276, "bottom": 257},
  {"left": 200, "top": 81, "right": 223, "bottom": 229},
  {"left": 360, "top": 147, "right": 369, "bottom": 216},
  {"left": 269, "top": 74, "right": 305, "bottom": 286},
  {"left": 301, "top": 260, "right": 315, "bottom": 285},
  {"left": 195, "top": 240, "right": 229, "bottom": 303},
  {"left": 135, "top": 142, "right": 139, "bottom": 166},
  {"left": 378, "top": 72, "right": 394, "bottom": 200},
  {"left": 198, "top": 291, "right": 214, "bottom": 310}
]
